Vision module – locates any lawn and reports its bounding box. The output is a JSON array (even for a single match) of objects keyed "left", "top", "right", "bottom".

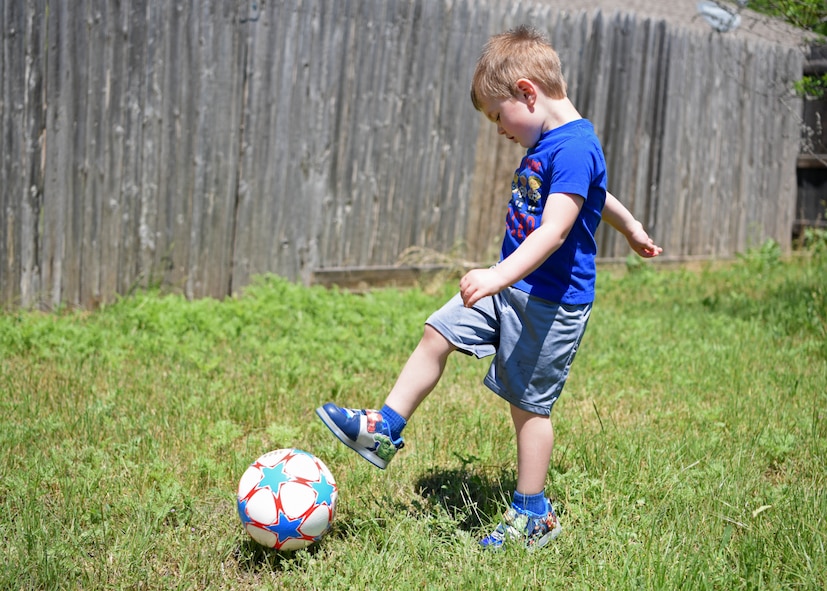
[{"left": 1, "top": 239, "right": 825, "bottom": 590}]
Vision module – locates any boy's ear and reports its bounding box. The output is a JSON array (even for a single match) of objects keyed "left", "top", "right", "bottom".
[{"left": 514, "top": 78, "right": 537, "bottom": 105}]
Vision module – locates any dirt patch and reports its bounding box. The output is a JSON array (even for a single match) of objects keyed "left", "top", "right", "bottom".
[{"left": 535, "top": 0, "right": 807, "bottom": 48}]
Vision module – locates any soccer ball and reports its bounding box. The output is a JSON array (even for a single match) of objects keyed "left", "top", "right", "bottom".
[{"left": 237, "top": 448, "right": 338, "bottom": 551}]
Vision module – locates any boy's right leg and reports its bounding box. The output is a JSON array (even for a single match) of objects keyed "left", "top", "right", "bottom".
[{"left": 316, "top": 324, "right": 455, "bottom": 469}]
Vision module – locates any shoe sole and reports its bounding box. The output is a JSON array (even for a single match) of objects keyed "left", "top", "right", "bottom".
[
  {"left": 315, "top": 406, "right": 388, "bottom": 469},
  {"left": 532, "top": 523, "right": 562, "bottom": 549},
  {"left": 480, "top": 523, "right": 562, "bottom": 550}
]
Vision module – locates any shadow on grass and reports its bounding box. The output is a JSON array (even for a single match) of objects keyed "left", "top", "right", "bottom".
[
  {"left": 413, "top": 465, "right": 517, "bottom": 531},
  {"left": 233, "top": 536, "right": 326, "bottom": 572}
]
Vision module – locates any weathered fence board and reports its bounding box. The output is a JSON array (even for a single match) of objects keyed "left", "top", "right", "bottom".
[
  {"left": 1, "top": 0, "right": 47, "bottom": 307},
  {"left": 0, "top": 0, "right": 805, "bottom": 309}
]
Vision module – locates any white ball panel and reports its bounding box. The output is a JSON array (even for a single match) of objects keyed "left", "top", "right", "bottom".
[
  {"left": 246, "top": 524, "right": 278, "bottom": 547},
  {"left": 279, "top": 537, "right": 312, "bottom": 551},
  {"left": 299, "top": 504, "right": 332, "bottom": 538},
  {"left": 284, "top": 453, "right": 321, "bottom": 480},
  {"left": 279, "top": 481, "right": 316, "bottom": 517},
  {"left": 317, "top": 460, "right": 336, "bottom": 482},
  {"left": 237, "top": 466, "right": 264, "bottom": 498},
  {"left": 246, "top": 488, "right": 278, "bottom": 524},
  {"left": 255, "top": 448, "right": 291, "bottom": 468}
]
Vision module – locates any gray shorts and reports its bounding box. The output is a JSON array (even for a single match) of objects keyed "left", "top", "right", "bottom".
[{"left": 426, "top": 287, "right": 591, "bottom": 416}]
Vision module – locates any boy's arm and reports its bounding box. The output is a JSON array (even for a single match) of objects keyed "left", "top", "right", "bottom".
[
  {"left": 460, "top": 192, "right": 583, "bottom": 308},
  {"left": 602, "top": 192, "right": 662, "bottom": 258}
]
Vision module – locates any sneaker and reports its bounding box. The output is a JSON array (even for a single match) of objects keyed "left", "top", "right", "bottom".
[
  {"left": 479, "top": 501, "right": 562, "bottom": 549},
  {"left": 316, "top": 403, "right": 404, "bottom": 469}
]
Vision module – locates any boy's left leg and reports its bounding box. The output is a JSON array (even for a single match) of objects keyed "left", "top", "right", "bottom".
[
  {"left": 479, "top": 404, "right": 562, "bottom": 548},
  {"left": 511, "top": 405, "right": 554, "bottom": 495}
]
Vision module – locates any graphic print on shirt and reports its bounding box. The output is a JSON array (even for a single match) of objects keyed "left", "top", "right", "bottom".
[{"left": 507, "top": 157, "right": 544, "bottom": 242}]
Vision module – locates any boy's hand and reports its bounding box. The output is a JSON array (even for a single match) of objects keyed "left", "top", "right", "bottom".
[
  {"left": 460, "top": 268, "right": 507, "bottom": 308},
  {"left": 625, "top": 224, "right": 663, "bottom": 258},
  {"left": 602, "top": 193, "right": 663, "bottom": 258}
]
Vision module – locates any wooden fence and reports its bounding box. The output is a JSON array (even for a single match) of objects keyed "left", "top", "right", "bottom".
[{"left": 0, "top": 0, "right": 804, "bottom": 309}]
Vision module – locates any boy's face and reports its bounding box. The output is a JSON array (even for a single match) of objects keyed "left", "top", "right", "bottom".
[{"left": 478, "top": 93, "right": 543, "bottom": 149}]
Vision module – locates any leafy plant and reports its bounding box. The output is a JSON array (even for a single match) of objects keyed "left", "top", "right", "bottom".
[
  {"left": 798, "top": 226, "right": 827, "bottom": 254},
  {"left": 747, "top": 0, "right": 827, "bottom": 36},
  {"left": 736, "top": 237, "right": 783, "bottom": 273},
  {"left": 795, "top": 73, "right": 827, "bottom": 98},
  {"left": 742, "top": 0, "right": 827, "bottom": 98}
]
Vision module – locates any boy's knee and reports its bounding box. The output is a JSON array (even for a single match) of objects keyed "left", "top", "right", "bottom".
[{"left": 422, "top": 324, "right": 454, "bottom": 353}]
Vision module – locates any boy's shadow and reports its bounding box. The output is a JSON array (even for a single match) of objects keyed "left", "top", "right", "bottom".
[{"left": 412, "top": 463, "right": 517, "bottom": 531}]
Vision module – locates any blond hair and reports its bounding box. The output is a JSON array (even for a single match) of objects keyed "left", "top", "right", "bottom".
[{"left": 471, "top": 25, "right": 567, "bottom": 110}]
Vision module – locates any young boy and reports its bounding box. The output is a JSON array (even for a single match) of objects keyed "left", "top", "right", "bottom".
[{"left": 316, "top": 25, "right": 662, "bottom": 548}]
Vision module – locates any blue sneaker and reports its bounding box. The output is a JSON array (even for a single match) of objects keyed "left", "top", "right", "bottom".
[
  {"left": 316, "top": 403, "right": 404, "bottom": 469},
  {"left": 479, "top": 501, "right": 562, "bottom": 549}
]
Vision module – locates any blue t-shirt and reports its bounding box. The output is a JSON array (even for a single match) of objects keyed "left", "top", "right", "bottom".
[{"left": 500, "top": 119, "right": 606, "bottom": 304}]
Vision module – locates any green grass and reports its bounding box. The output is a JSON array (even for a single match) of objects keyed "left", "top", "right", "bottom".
[{"left": 1, "top": 242, "right": 826, "bottom": 590}]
